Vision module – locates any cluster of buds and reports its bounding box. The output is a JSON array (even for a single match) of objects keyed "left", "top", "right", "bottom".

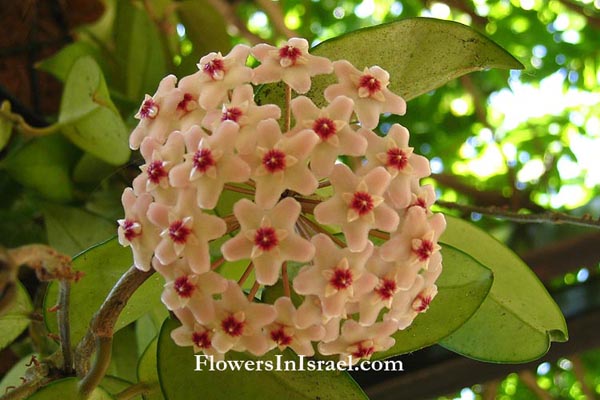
[{"left": 118, "top": 38, "right": 446, "bottom": 363}]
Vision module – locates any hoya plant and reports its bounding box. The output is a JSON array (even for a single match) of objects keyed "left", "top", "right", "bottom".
[{"left": 0, "top": 17, "right": 567, "bottom": 400}]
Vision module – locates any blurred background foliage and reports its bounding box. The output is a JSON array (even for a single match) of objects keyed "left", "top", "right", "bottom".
[{"left": 0, "top": 0, "right": 599, "bottom": 399}]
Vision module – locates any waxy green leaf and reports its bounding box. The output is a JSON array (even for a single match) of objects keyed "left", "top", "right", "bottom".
[
  {"left": 25, "top": 378, "right": 114, "bottom": 400},
  {"left": 374, "top": 245, "right": 493, "bottom": 359},
  {"left": 138, "top": 338, "right": 164, "bottom": 400},
  {"left": 59, "top": 56, "right": 130, "bottom": 165},
  {"left": 44, "top": 238, "right": 164, "bottom": 344},
  {"left": 0, "top": 281, "right": 33, "bottom": 351},
  {"left": 257, "top": 17, "right": 523, "bottom": 108},
  {"left": 157, "top": 318, "right": 368, "bottom": 400},
  {"left": 439, "top": 215, "right": 568, "bottom": 362}
]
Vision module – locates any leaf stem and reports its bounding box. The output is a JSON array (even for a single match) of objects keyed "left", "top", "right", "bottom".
[
  {"left": 0, "top": 101, "right": 59, "bottom": 137},
  {"left": 299, "top": 214, "right": 346, "bottom": 248},
  {"left": 436, "top": 200, "right": 600, "bottom": 229},
  {"left": 57, "top": 280, "right": 73, "bottom": 374},
  {"left": 114, "top": 382, "right": 156, "bottom": 400},
  {"left": 247, "top": 281, "right": 260, "bottom": 300},
  {"left": 78, "top": 337, "right": 113, "bottom": 398},
  {"left": 223, "top": 183, "right": 255, "bottom": 196},
  {"left": 282, "top": 262, "right": 290, "bottom": 297},
  {"left": 211, "top": 257, "right": 226, "bottom": 270},
  {"left": 238, "top": 262, "right": 254, "bottom": 286}
]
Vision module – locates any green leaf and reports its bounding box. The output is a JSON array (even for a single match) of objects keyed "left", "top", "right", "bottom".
[
  {"left": 101, "top": 376, "right": 142, "bottom": 400},
  {"left": 114, "top": 0, "right": 167, "bottom": 101},
  {"left": 257, "top": 17, "right": 524, "bottom": 108},
  {"left": 3, "top": 135, "right": 77, "bottom": 202},
  {"left": 0, "top": 353, "right": 38, "bottom": 394},
  {"left": 59, "top": 56, "right": 130, "bottom": 165},
  {"left": 136, "top": 310, "right": 168, "bottom": 356},
  {"left": 138, "top": 338, "right": 164, "bottom": 400},
  {"left": 25, "top": 378, "right": 115, "bottom": 400},
  {"left": 0, "top": 281, "right": 33, "bottom": 350},
  {"left": 37, "top": 42, "right": 102, "bottom": 82},
  {"left": 0, "top": 101, "right": 13, "bottom": 152},
  {"left": 44, "top": 238, "right": 165, "bottom": 344},
  {"left": 73, "top": 153, "right": 117, "bottom": 183},
  {"left": 439, "top": 215, "right": 568, "bottom": 362},
  {"left": 107, "top": 324, "right": 139, "bottom": 382},
  {"left": 158, "top": 318, "right": 368, "bottom": 400},
  {"left": 42, "top": 203, "right": 116, "bottom": 256},
  {"left": 373, "top": 244, "right": 493, "bottom": 359}
]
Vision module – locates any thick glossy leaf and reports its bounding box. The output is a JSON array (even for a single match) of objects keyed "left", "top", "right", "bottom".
[
  {"left": 158, "top": 318, "right": 368, "bottom": 400},
  {"left": 136, "top": 310, "right": 168, "bottom": 356},
  {"left": 59, "top": 56, "right": 130, "bottom": 165},
  {"left": 42, "top": 203, "right": 116, "bottom": 256},
  {"left": 107, "top": 324, "right": 139, "bottom": 382},
  {"left": 37, "top": 41, "right": 102, "bottom": 82},
  {"left": 44, "top": 238, "right": 164, "bottom": 344},
  {"left": 0, "top": 101, "right": 13, "bottom": 151},
  {"left": 373, "top": 245, "right": 493, "bottom": 360},
  {"left": 439, "top": 215, "right": 568, "bottom": 362},
  {"left": 257, "top": 18, "right": 523, "bottom": 108},
  {"left": 114, "top": 0, "right": 166, "bottom": 101},
  {"left": 101, "top": 376, "right": 142, "bottom": 400},
  {"left": 0, "top": 281, "right": 33, "bottom": 350},
  {"left": 26, "top": 377, "right": 114, "bottom": 400},
  {"left": 73, "top": 153, "right": 117, "bottom": 183},
  {"left": 138, "top": 338, "right": 164, "bottom": 400},
  {"left": 3, "top": 135, "right": 77, "bottom": 202}
]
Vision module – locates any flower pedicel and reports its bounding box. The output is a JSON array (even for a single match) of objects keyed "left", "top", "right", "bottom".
[{"left": 118, "top": 37, "right": 446, "bottom": 364}]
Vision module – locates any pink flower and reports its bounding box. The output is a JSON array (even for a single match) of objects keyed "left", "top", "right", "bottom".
[
  {"left": 211, "top": 281, "right": 276, "bottom": 356},
  {"left": 133, "top": 131, "right": 185, "bottom": 202},
  {"left": 265, "top": 297, "right": 325, "bottom": 356},
  {"left": 290, "top": 95, "right": 367, "bottom": 178},
  {"left": 244, "top": 119, "right": 318, "bottom": 209},
  {"left": 293, "top": 234, "right": 377, "bottom": 319},
  {"left": 171, "top": 308, "right": 225, "bottom": 360},
  {"left": 196, "top": 45, "right": 253, "bottom": 110},
  {"left": 175, "top": 73, "right": 207, "bottom": 132},
  {"left": 155, "top": 258, "right": 228, "bottom": 324},
  {"left": 169, "top": 122, "right": 251, "bottom": 209},
  {"left": 252, "top": 38, "right": 333, "bottom": 93},
  {"left": 130, "top": 75, "right": 182, "bottom": 149},
  {"left": 221, "top": 198, "right": 314, "bottom": 285},
  {"left": 407, "top": 183, "right": 436, "bottom": 212},
  {"left": 313, "top": 164, "right": 399, "bottom": 252},
  {"left": 361, "top": 124, "right": 431, "bottom": 208},
  {"left": 318, "top": 319, "right": 397, "bottom": 363},
  {"left": 117, "top": 188, "right": 159, "bottom": 271},
  {"left": 147, "top": 189, "right": 226, "bottom": 273},
  {"left": 201, "top": 84, "right": 281, "bottom": 154},
  {"left": 380, "top": 207, "right": 445, "bottom": 268},
  {"left": 324, "top": 60, "right": 406, "bottom": 129}
]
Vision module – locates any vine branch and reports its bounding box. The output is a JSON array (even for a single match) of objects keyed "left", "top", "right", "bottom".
[{"left": 436, "top": 200, "right": 600, "bottom": 229}]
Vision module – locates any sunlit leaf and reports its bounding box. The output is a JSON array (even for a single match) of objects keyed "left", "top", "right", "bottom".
[
  {"left": 0, "top": 281, "right": 33, "bottom": 351},
  {"left": 257, "top": 17, "right": 523, "bottom": 108},
  {"left": 373, "top": 245, "right": 493, "bottom": 359},
  {"left": 25, "top": 377, "right": 114, "bottom": 400},
  {"left": 439, "top": 215, "right": 568, "bottom": 362},
  {"left": 37, "top": 41, "right": 102, "bottom": 82},
  {"left": 44, "top": 238, "right": 164, "bottom": 344},
  {"left": 158, "top": 318, "right": 368, "bottom": 400},
  {"left": 137, "top": 338, "right": 164, "bottom": 400},
  {"left": 59, "top": 56, "right": 130, "bottom": 165},
  {"left": 3, "top": 135, "right": 77, "bottom": 202},
  {"left": 42, "top": 203, "right": 115, "bottom": 256}
]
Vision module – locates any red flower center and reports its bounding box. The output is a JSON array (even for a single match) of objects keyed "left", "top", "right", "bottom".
[
  {"left": 330, "top": 267, "right": 353, "bottom": 290},
  {"left": 278, "top": 45, "right": 302, "bottom": 65},
  {"left": 262, "top": 149, "right": 286, "bottom": 173},
  {"left": 414, "top": 240, "right": 434, "bottom": 262},
  {"left": 254, "top": 227, "right": 278, "bottom": 252},
  {"left": 174, "top": 276, "right": 195, "bottom": 298},
  {"left": 177, "top": 93, "right": 194, "bottom": 112},
  {"left": 193, "top": 148, "right": 216, "bottom": 173},
  {"left": 192, "top": 331, "right": 212, "bottom": 349},
  {"left": 386, "top": 148, "right": 409, "bottom": 170},
  {"left": 203, "top": 58, "right": 225, "bottom": 79},
  {"left": 146, "top": 161, "right": 168, "bottom": 183},
  {"left": 412, "top": 197, "right": 427, "bottom": 209},
  {"left": 313, "top": 117, "right": 336, "bottom": 140},
  {"left": 270, "top": 327, "right": 293, "bottom": 346},
  {"left": 350, "top": 192, "right": 375, "bottom": 216},
  {"left": 375, "top": 278, "right": 397, "bottom": 301},
  {"left": 139, "top": 98, "right": 158, "bottom": 119},
  {"left": 358, "top": 74, "right": 381, "bottom": 95},
  {"left": 221, "top": 315, "right": 244, "bottom": 337},
  {"left": 413, "top": 293, "right": 433, "bottom": 313},
  {"left": 221, "top": 107, "right": 243, "bottom": 122},
  {"left": 352, "top": 342, "right": 375, "bottom": 359},
  {"left": 169, "top": 220, "right": 192, "bottom": 244},
  {"left": 121, "top": 219, "right": 141, "bottom": 242}
]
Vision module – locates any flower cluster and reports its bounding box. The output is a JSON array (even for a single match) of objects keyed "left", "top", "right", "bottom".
[{"left": 118, "top": 38, "right": 445, "bottom": 363}]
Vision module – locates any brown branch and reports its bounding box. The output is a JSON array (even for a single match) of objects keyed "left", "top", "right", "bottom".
[
  {"left": 204, "top": 0, "right": 264, "bottom": 45},
  {"left": 75, "top": 266, "right": 155, "bottom": 376},
  {"left": 254, "top": 0, "right": 296, "bottom": 38},
  {"left": 436, "top": 200, "right": 600, "bottom": 229}
]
